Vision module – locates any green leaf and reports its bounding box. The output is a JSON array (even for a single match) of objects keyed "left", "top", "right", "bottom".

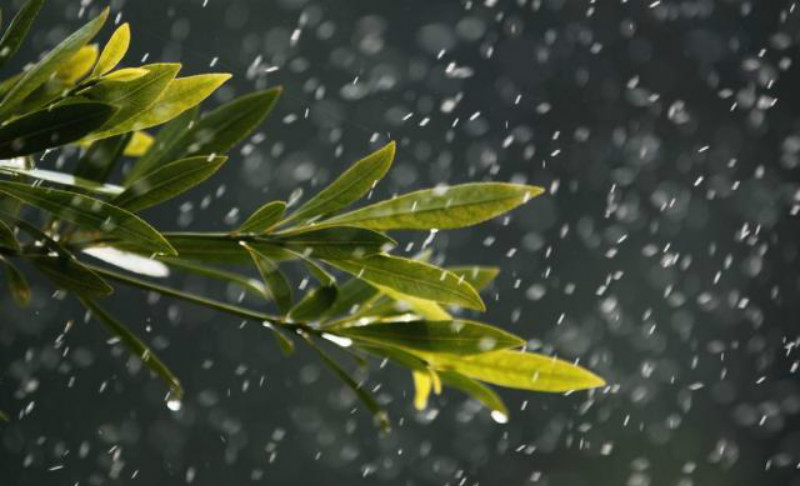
[
  {"left": 54, "top": 44, "right": 98, "bottom": 84},
  {"left": 238, "top": 200, "right": 285, "bottom": 234},
  {"left": 0, "top": 166, "right": 124, "bottom": 196},
  {"left": 0, "top": 7, "right": 108, "bottom": 118},
  {"left": 271, "top": 227, "right": 394, "bottom": 260},
  {"left": 336, "top": 319, "right": 524, "bottom": 356},
  {"left": 122, "top": 106, "right": 196, "bottom": 184},
  {"left": 0, "top": 0, "right": 44, "bottom": 70},
  {"left": 91, "top": 22, "right": 129, "bottom": 77},
  {"left": 298, "top": 256, "right": 336, "bottom": 286},
  {"left": 112, "top": 234, "right": 290, "bottom": 264},
  {"left": 80, "top": 298, "right": 182, "bottom": 397},
  {"left": 113, "top": 155, "right": 227, "bottom": 212},
  {"left": 0, "top": 410, "right": 9, "bottom": 421},
  {"left": 125, "top": 88, "right": 281, "bottom": 182},
  {"left": 324, "top": 254, "right": 485, "bottom": 311},
  {"left": 0, "top": 255, "right": 30, "bottom": 306},
  {"left": 0, "top": 181, "right": 176, "bottom": 255},
  {"left": 412, "top": 370, "right": 432, "bottom": 410},
  {"left": 244, "top": 244, "right": 293, "bottom": 313},
  {"left": 447, "top": 266, "right": 499, "bottom": 292},
  {"left": 318, "top": 277, "right": 379, "bottom": 322},
  {"left": 28, "top": 253, "right": 113, "bottom": 298},
  {"left": 0, "top": 220, "right": 20, "bottom": 252},
  {"left": 162, "top": 258, "right": 268, "bottom": 300},
  {"left": 438, "top": 370, "right": 508, "bottom": 418},
  {"left": 74, "top": 133, "right": 132, "bottom": 183},
  {"left": 308, "top": 183, "right": 545, "bottom": 231},
  {"left": 283, "top": 142, "right": 395, "bottom": 225},
  {"left": 0, "top": 101, "right": 117, "bottom": 157},
  {"left": 305, "top": 335, "right": 390, "bottom": 431},
  {"left": 430, "top": 350, "right": 606, "bottom": 393},
  {"left": 288, "top": 285, "right": 338, "bottom": 322},
  {"left": 117, "top": 73, "right": 231, "bottom": 134},
  {"left": 79, "top": 63, "right": 181, "bottom": 140},
  {"left": 263, "top": 322, "right": 295, "bottom": 356}
]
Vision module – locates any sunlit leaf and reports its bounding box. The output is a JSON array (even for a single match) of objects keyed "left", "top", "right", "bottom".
[
  {"left": 308, "top": 183, "right": 545, "bottom": 231},
  {"left": 412, "top": 370, "right": 432, "bottom": 410},
  {"left": 122, "top": 131, "right": 153, "bottom": 156},
  {"left": 101, "top": 67, "right": 148, "bottom": 82},
  {"left": 438, "top": 370, "right": 508, "bottom": 418},
  {"left": 238, "top": 200, "right": 285, "bottom": 234},
  {"left": 0, "top": 7, "right": 108, "bottom": 118},
  {"left": 0, "top": 181, "right": 176, "bottom": 255},
  {"left": 0, "top": 255, "right": 30, "bottom": 306},
  {"left": 244, "top": 244, "right": 293, "bottom": 313},
  {"left": 74, "top": 133, "right": 131, "bottom": 183},
  {"left": 119, "top": 73, "right": 231, "bottom": 134},
  {"left": 80, "top": 63, "right": 180, "bottom": 140},
  {"left": 82, "top": 246, "right": 170, "bottom": 278},
  {"left": 55, "top": 44, "right": 98, "bottom": 84},
  {"left": 430, "top": 350, "right": 606, "bottom": 393},
  {"left": 0, "top": 0, "right": 44, "bottom": 70},
  {"left": 324, "top": 255, "right": 485, "bottom": 311},
  {"left": 125, "top": 88, "right": 280, "bottom": 182},
  {"left": 0, "top": 166, "right": 124, "bottom": 196},
  {"left": 305, "top": 335, "right": 390, "bottom": 431},
  {"left": 91, "top": 22, "right": 129, "bottom": 77},
  {"left": 283, "top": 142, "right": 395, "bottom": 225},
  {"left": 0, "top": 101, "right": 116, "bottom": 157},
  {"left": 288, "top": 285, "right": 338, "bottom": 322},
  {"left": 337, "top": 319, "right": 524, "bottom": 356},
  {"left": 113, "top": 155, "right": 227, "bottom": 212},
  {"left": 447, "top": 265, "right": 499, "bottom": 292},
  {"left": 81, "top": 298, "right": 182, "bottom": 397}
]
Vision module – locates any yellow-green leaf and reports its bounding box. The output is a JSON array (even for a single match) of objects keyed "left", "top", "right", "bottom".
[
  {"left": 311, "top": 183, "right": 545, "bottom": 231},
  {"left": 238, "top": 200, "right": 286, "bottom": 234},
  {"left": 92, "top": 22, "right": 130, "bottom": 77},
  {"left": 123, "top": 130, "right": 153, "bottom": 156},
  {"left": 0, "top": 166, "right": 124, "bottom": 196},
  {"left": 430, "top": 350, "right": 606, "bottom": 393},
  {"left": 412, "top": 370, "right": 432, "bottom": 410},
  {"left": 336, "top": 319, "right": 524, "bottom": 356},
  {"left": 55, "top": 44, "right": 98, "bottom": 84},
  {"left": 101, "top": 67, "right": 148, "bottom": 82},
  {"left": 112, "top": 155, "right": 227, "bottom": 212},
  {"left": 438, "top": 370, "right": 508, "bottom": 418},
  {"left": 0, "top": 101, "right": 117, "bottom": 157},
  {"left": 0, "top": 7, "right": 108, "bottom": 118},
  {"left": 283, "top": 142, "right": 395, "bottom": 225},
  {"left": 447, "top": 266, "right": 499, "bottom": 291},
  {"left": 81, "top": 298, "right": 182, "bottom": 397},
  {"left": 0, "top": 181, "right": 176, "bottom": 255},
  {"left": 244, "top": 244, "right": 293, "bottom": 313},
  {"left": 324, "top": 254, "right": 485, "bottom": 311},
  {"left": 0, "top": 255, "right": 30, "bottom": 306}
]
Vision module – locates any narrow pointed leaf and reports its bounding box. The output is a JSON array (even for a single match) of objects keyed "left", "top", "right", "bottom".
[
  {"left": 28, "top": 254, "right": 113, "bottom": 298},
  {"left": 430, "top": 350, "right": 606, "bottom": 393},
  {"left": 0, "top": 101, "right": 117, "bottom": 157},
  {"left": 305, "top": 336, "right": 390, "bottom": 431},
  {"left": 80, "top": 63, "right": 181, "bottom": 140},
  {"left": 1, "top": 256, "right": 30, "bottom": 306},
  {"left": 412, "top": 370, "right": 432, "bottom": 410},
  {"left": 74, "top": 133, "right": 132, "bottom": 183},
  {"left": 447, "top": 266, "right": 499, "bottom": 291},
  {"left": 288, "top": 285, "right": 338, "bottom": 322},
  {"left": 311, "top": 183, "right": 545, "bottom": 231},
  {"left": 163, "top": 258, "right": 268, "bottom": 299},
  {"left": 324, "top": 254, "right": 485, "bottom": 311},
  {"left": 337, "top": 319, "right": 524, "bottom": 356},
  {"left": 81, "top": 298, "right": 182, "bottom": 396},
  {"left": 0, "top": 0, "right": 44, "bottom": 70},
  {"left": 238, "top": 200, "right": 285, "bottom": 234},
  {"left": 55, "top": 44, "right": 98, "bottom": 84},
  {"left": 438, "top": 370, "right": 508, "bottom": 417},
  {"left": 0, "top": 181, "right": 176, "bottom": 255},
  {"left": 122, "top": 131, "right": 153, "bottom": 156},
  {"left": 0, "top": 220, "right": 20, "bottom": 252},
  {"left": 113, "top": 155, "right": 227, "bottom": 212},
  {"left": 92, "top": 22, "right": 130, "bottom": 77},
  {"left": 122, "top": 106, "right": 197, "bottom": 184},
  {"left": 285, "top": 142, "right": 395, "bottom": 224},
  {"left": 0, "top": 7, "right": 108, "bottom": 117},
  {"left": 264, "top": 322, "right": 295, "bottom": 356},
  {"left": 245, "top": 244, "right": 293, "bottom": 313},
  {"left": 318, "top": 277, "right": 379, "bottom": 322},
  {"left": 119, "top": 73, "right": 231, "bottom": 133},
  {"left": 271, "top": 227, "right": 394, "bottom": 260},
  {"left": 0, "top": 167, "right": 124, "bottom": 196}
]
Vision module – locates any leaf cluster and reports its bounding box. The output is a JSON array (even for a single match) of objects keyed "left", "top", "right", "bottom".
[{"left": 0, "top": 2, "right": 604, "bottom": 428}]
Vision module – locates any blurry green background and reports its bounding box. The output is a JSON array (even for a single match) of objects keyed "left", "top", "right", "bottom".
[{"left": 3, "top": 0, "right": 800, "bottom": 484}]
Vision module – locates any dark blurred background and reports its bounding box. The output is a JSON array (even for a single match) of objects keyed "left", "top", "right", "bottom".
[{"left": 3, "top": 0, "right": 800, "bottom": 484}]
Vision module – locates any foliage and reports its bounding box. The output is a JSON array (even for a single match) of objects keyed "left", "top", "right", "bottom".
[{"left": 0, "top": 1, "right": 604, "bottom": 428}]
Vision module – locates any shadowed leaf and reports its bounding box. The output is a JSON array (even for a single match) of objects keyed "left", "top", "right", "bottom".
[{"left": 0, "top": 0, "right": 44, "bottom": 70}]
